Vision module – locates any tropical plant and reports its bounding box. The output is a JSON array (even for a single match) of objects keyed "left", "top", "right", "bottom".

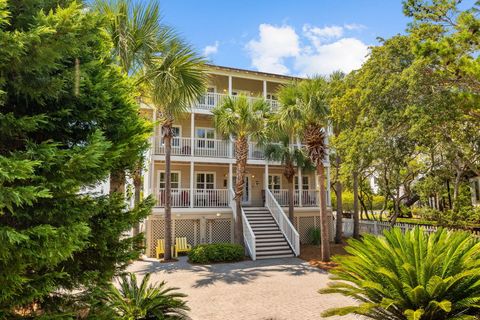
[
  {"left": 93, "top": 273, "right": 189, "bottom": 319},
  {"left": 277, "top": 77, "right": 331, "bottom": 261},
  {"left": 188, "top": 243, "right": 244, "bottom": 264},
  {"left": 320, "top": 227, "right": 480, "bottom": 319},
  {"left": 264, "top": 133, "right": 313, "bottom": 222},
  {"left": 213, "top": 95, "right": 271, "bottom": 245}
]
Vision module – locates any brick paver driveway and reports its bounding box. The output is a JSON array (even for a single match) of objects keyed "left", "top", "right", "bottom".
[{"left": 128, "top": 257, "right": 357, "bottom": 320}]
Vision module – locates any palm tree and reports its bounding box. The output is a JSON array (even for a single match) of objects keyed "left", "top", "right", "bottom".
[
  {"left": 321, "top": 228, "right": 480, "bottom": 319},
  {"left": 94, "top": 272, "right": 190, "bottom": 319},
  {"left": 264, "top": 134, "right": 312, "bottom": 222},
  {"left": 213, "top": 95, "right": 271, "bottom": 245},
  {"left": 277, "top": 78, "right": 331, "bottom": 262},
  {"left": 96, "top": 0, "right": 207, "bottom": 257}
]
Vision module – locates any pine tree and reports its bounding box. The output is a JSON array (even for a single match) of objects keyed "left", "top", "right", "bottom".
[{"left": 0, "top": 0, "right": 152, "bottom": 316}]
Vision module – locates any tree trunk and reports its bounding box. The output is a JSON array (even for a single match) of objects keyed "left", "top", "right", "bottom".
[
  {"left": 284, "top": 161, "right": 296, "bottom": 223},
  {"left": 352, "top": 171, "right": 360, "bottom": 239},
  {"left": 109, "top": 169, "right": 125, "bottom": 194},
  {"left": 452, "top": 170, "right": 462, "bottom": 212},
  {"left": 234, "top": 136, "right": 248, "bottom": 246},
  {"left": 446, "top": 180, "right": 452, "bottom": 210},
  {"left": 334, "top": 154, "right": 343, "bottom": 244},
  {"left": 132, "top": 162, "right": 142, "bottom": 237},
  {"left": 164, "top": 126, "right": 173, "bottom": 260},
  {"left": 318, "top": 164, "right": 330, "bottom": 262}
]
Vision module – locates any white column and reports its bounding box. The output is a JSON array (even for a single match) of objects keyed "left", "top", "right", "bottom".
[
  {"left": 326, "top": 165, "right": 331, "bottom": 207},
  {"left": 228, "top": 163, "right": 233, "bottom": 190},
  {"left": 190, "top": 112, "right": 195, "bottom": 156},
  {"left": 150, "top": 110, "right": 157, "bottom": 195},
  {"left": 298, "top": 168, "right": 303, "bottom": 207},
  {"left": 263, "top": 80, "right": 267, "bottom": 98},
  {"left": 228, "top": 75, "right": 232, "bottom": 95},
  {"left": 190, "top": 162, "right": 194, "bottom": 208},
  {"left": 264, "top": 163, "right": 269, "bottom": 191}
]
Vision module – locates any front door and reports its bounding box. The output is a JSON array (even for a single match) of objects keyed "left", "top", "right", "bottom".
[{"left": 242, "top": 175, "right": 251, "bottom": 205}]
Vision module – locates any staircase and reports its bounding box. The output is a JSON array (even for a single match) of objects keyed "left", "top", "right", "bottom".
[{"left": 243, "top": 207, "right": 295, "bottom": 259}]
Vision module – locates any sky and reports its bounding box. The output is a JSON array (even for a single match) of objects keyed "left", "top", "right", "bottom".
[{"left": 159, "top": 0, "right": 411, "bottom": 77}]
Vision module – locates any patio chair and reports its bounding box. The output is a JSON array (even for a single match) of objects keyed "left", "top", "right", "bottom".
[
  {"left": 156, "top": 239, "right": 174, "bottom": 259},
  {"left": 174, "top": 237, "right": 192, "bottom": 257}
]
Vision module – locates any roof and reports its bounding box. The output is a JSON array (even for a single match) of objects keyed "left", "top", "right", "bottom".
[{"left": 205, "top": 64, "right": 303, "bottom": 81}]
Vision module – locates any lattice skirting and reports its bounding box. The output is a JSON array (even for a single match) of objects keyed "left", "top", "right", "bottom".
[
  {"left": 293, "top": 214, "right": 334, "bottom": 244},
  {"left": 146, "top": 216, "right": 233, "bottom": 257}
]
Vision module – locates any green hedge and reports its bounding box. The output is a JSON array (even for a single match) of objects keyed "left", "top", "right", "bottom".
[
  {"left": 331, "top": 191, "right": 385, "bottom": 211},
  {"left": 188, "top": 243, "right": 244, "bottom": 264}
]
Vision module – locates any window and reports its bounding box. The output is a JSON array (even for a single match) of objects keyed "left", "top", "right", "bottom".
[
  {"left": 266, "top": 93, "right": 277, "bottom": 100},
  {"left": 196, "top": 128, "right": 215, "bottom": 148},
  {"left": 196, "top": 173, "right": 215, "bottom": 190},
  {"left": 268, "top": 175, "right": 281, "bottom": 190},
  {"left": 295, "top": 176, "right": 309, "bottom": 190},
  {"left": 206, "top": 87, "right": 216, "bottom": 105},
  {"left": 158, "top": 171, "right": 180, "bottom": 189},
  {"left": 161, "top": 126, "right": 181, "bottom": 147}
]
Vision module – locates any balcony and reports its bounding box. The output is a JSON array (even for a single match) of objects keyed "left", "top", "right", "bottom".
[
  {"left": 193, "top": 92, "right": 280, "bottom": 112},
  {"left": 154, "top": 188, "right": 230, "bottom": 208},
  {"left": 271, "top": 189, "right": 319, "bottom": 207}
]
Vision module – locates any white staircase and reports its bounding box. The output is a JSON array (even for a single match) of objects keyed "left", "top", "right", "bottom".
[{"left": 243, "top": 207, "right": 294, "bottom": 259}]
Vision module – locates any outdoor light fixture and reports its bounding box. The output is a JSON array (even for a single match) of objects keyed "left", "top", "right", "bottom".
[{"left": 216, "top": 213, "right": 221, "bottom": 217}]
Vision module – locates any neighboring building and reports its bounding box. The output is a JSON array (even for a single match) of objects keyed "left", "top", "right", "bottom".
[
  {"left": 141, "top": 65, "right": 332, "bottom": 260},
  {"left": 471, "top": 176, "right": 480, "bottom": 206}
]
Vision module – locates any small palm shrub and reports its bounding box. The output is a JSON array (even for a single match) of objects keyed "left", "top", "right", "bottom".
[
  {"left": 320, "top": 227, "right": 480, "bottom": 319},
  {"left": 188, "top": 243, "right": 244, "bottom": 264},
  {"left": 92, "top": 273, "right": 189, "bottom": 319}
]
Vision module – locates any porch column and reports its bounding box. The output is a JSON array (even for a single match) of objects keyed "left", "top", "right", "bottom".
[
  {"left": 263, "top": 80, "right": 267, "bottom": 98},
  {"left": 190, "top": 162, "right": 194, "bottom": 208},
  {"left": 190, "top": 112, "right": 195, "bottom": 156},
  {"left": 264, "top": 163, "right": 269, "bottom": 191},
  {"left": 228, "top": 75, "right": 232, "bottom": 96},
  {"left": 150, "top": 110, "right": 157, "bottom": 196},
  {"left": 326, "top": 165, "right": 331, "bottom": 207},
  {"left": 298, "top": 168, "right": 303, "bottom": 207},
  {"left": 228, "top": 163, "right": 233, "bottom": 190},
  {"left": 315, "top": 173, "right": 320, "bottom": 206}
]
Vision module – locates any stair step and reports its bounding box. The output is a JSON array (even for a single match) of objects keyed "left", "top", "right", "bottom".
[
  {"left": 257, "top": 246, "right": 291, "bottom": 252},
  {"left": 256, "top": 241, "right": 289, "bottom": 246},
  {"left": 256, "top": 237, "right": 286, "bottom": 242},
  {"left": 256, "top": 254, "right": 294, "bottom": 259},
  {"left": 256, "top": 249, "right": 293, "bottom": 255}
]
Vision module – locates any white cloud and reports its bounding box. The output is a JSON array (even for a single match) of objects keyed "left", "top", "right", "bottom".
[
  {"left": 246, "top": 24, "right": 300, "bottom": 74},
  {"left": 245, "top": 23, "right": 369, "bottom": 76},
  {"left": 344, "top": 23, "right": 367, "bottom": 31},
  {"left": 294, "top": 38, "right": 369, "bottom": 76},
  {"left": 203, "top": 41, "right": 219, "bottom": 56}
]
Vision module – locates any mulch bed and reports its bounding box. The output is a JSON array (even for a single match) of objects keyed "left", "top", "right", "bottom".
[{"left": 299, "top": 241, "right": 349, "bottom": 271}]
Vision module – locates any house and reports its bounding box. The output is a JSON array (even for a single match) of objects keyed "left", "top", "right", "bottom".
[{"left": 141, "top": 65, "right": 333, "bottom": 260}]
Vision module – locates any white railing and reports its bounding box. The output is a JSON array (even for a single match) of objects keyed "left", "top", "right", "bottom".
[
  {"left": 229, "top": 188, "right": 237, "bottom": 220},
  {"left": 193, "top": 189, "right": 230, "bottom": 207},
  {"left": 193, "top": 92, "right": 281, "bottom": 112},
  {"left": 193, "top": 138, "right": 231, "bottom": 158},
  {"left": 265, "top": 189, "right": 300, "bottom": 256},
  {"left": 155, "top": 188, "right": 190, "bottom": 207},
  {"left": 242, "top": 206, "right": 256, "bottom": 260},
  {"left": 155, "top": 137, "right": 192, "bottom": 155},
  {"left": 248, "top": 142, "right": 265, "bottom": 160},
  {"left": 271, "top": 189, "right": 319, "bottom": 207},
  {"left": 194, "top": 92, "right": 227, "bottom": 111},
  {"left": 155, "top": 188, "right": 229, "bottom": 208}
]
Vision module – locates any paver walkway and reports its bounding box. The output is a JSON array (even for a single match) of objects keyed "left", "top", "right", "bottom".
[{"left": 128, "top": 257, "right": 358, "bottom": 320}]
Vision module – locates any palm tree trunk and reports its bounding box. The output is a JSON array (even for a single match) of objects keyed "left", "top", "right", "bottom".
[
  {"left": 287, "top": 179, "right": 295, "bottom": 223},
  {"left": 132, "top": 162, "right": 142, "bottom": 237},
  {"left": 318, "top": 164, "right": 330, "bottom": 262},
  {"left": 334, "top": 154, "right": 343, "bottom": 244},
  {"left": 353, "top": 170, "right": 360, "bottom": 239},
  {"left": 164, "top": 125, "right": 173, "bottom": 260},
  {"left": 109, "top": 169, "right": 126, "bottom": 194},
  {"left": 234, "top": 136, "right": 248, "bottom": 246}
]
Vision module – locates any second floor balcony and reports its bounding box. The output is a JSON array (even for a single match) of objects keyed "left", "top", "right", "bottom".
[{"left": 193, "top": 92, "right": 280, "bottom": 112}]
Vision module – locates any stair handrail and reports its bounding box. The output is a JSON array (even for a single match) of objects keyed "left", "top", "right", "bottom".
[
  {"left": 229, "top": 188, "right": 256, "bottom": 260},
  {"left": 265, "top": 188, "right": 300, "bottom": 256}
]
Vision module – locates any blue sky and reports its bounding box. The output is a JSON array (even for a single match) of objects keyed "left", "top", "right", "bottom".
[{"left": 159, "top": 1, "right": 411, "bottom": 76}]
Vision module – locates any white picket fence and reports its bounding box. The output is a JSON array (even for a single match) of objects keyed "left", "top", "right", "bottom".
[{"left": 342, "top": 218, "right": 480, "bottom": 238}]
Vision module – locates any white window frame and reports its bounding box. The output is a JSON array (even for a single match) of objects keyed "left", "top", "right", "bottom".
[
  {"left": 157, "top": 170, "right": 181, "bottom": 190},
  {"left": 195, "top": 127, "right": 216, "bottom": 149},
  {"left": 268, "top": 174, "right": 282, "bottom": 190},
  {"left": 266, "top": 93, "right": 277, "bottom": 100},
  {"left": 161, "top": 125, "right": 182, "bottom": 147},
  {"left": 195, "top": 171, "right": 216, "bottom": 190},
  {"left": 295, "top": 175, "right": 310, "bottom": 190}
]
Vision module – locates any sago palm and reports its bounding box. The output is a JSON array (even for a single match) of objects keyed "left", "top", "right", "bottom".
[
  {"left": 277, "top": 77, "right": 331, "bottom": 261},
  {"left": 95, "top": 272, "right": 189, "bottom": 319},
  {"left": 264, "top": 134, "right": 312, "bottom": 222},
  {"left": 213, "top": 95, "right": 271, "bottom": 245},
  {"left": 320, "top": 227, "right": 480, "bottom": 320}
]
